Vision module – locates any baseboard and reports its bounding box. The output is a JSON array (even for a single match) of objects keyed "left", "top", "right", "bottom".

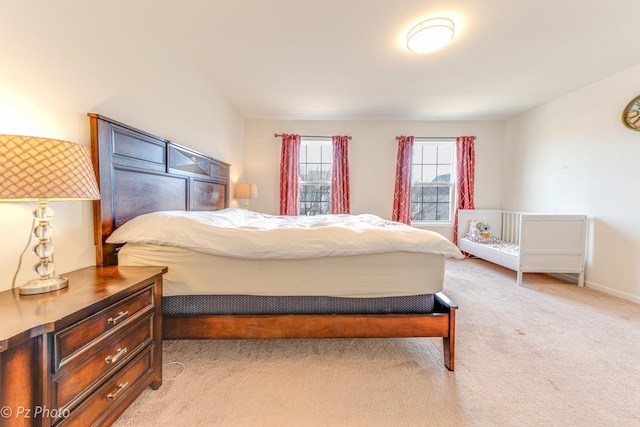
[
  {"left": 584, "top": 280, "right": 640, "bottom": 304},
  {"left": 548, "top": 273, "right": 640, "bottom": 303}
]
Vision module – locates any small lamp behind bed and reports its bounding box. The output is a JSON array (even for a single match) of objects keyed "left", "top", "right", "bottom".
[{"left": 234, "top": 182, "right": 258, "bottom": 209}]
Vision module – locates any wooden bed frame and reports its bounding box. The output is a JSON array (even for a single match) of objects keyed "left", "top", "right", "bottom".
[{"left": 89, "top": 113, "right": 458, "bottom": 371}]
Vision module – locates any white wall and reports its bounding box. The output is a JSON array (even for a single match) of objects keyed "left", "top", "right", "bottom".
[
  {"left": 503, "top": 64, "right": 640, "bottom": 302},
  {"left": 0, "top": 4, "right": 245, "bottom": 292},
  {"left": 243, "top": 119, "right": 504, "bottom": 240}
]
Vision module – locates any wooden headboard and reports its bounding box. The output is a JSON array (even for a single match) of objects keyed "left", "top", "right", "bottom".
[{"left": 89, "top": 113, "right": 230, "bottom": 266}]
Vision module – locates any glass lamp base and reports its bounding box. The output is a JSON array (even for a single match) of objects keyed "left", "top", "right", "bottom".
[{"left": 18, "top": 276, "right": 69, "bottom": 295}]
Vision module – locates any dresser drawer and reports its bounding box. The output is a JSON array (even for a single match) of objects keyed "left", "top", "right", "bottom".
[
  {"left": 52, "top": 314, "right": 154, "bottom": 411},
  {"left": 54, "top": 286, "right": 154, "bottom": 370},
  {"left": 54, "top": 345, "right": 154, "bottom": 426}
]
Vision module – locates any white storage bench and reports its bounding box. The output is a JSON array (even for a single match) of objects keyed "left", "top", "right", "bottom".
[{"left": 457, "top": 209, "right": 587, "bottom": 286}]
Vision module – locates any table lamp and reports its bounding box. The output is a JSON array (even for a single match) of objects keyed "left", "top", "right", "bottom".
[
  {"left": 234, "top": 183, "right": 258, "bottom": 209},
  {"left": 0, "top": 134, "right": 100, "bottom": 295}
]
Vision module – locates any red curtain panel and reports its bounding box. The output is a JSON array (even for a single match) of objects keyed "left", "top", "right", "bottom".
[
  {"left": 330, "top": 135, "right": 351, "bottom": 214},
  {"left": 453, "top": 135, "right": 476, "bottom": 244},
  {"left": 279, "top": 133, "right": 301, "bottom": 215},
  {"left": 392, "top": 135, "right": 414, "bottom": 224}
]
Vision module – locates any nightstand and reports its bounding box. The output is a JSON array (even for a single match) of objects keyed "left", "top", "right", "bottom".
[{"left": 0, "top": 265, "right": 166, "bottom": 427}]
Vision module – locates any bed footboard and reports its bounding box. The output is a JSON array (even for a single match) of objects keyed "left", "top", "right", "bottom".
[{"left": 163, "top": 291, "right": 458, "bottom": 371}]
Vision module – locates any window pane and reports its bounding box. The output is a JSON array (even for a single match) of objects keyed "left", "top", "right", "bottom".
[
  {"left": 437, "top": 186, "right": 450, "bottom": 201},
  {"left": 438, "top": 146, "right": 453, "bottom": 164},
  {"left": 437, "top": 203, "right": 450, "bottom": 221},
  {"left": 423, "top": 187, "right": 437, "bottom": 202},
  {"left": 418, "top": 203, "right": 435, "bottom": 221},
  {"left": 410, "top": 202, "right": 422, "bottom": 221},
  {"left": 435, "top": 165, "right": 452, "bottom": 182},
  {"left": 299, "top": 138, "right": 332, "bottom": 215},
  {"left": 412, "top": 145, "right": 423, "bottom": 162},
  {"left": 303, "top": 164, "right": 316, "bottom": 181},
  {"left": 410, "top": 142, "right": 455, "bottom": 222},
  {"left": 321, "top": 164, "right": 331, "bottom": 181},
  {"left": 422, "top": 145, "right": 437, "bottom": 163},
  {"left": 410, "top": 186, "right": 422, "bottom": 201},
  {"left": 422, "top": 165, "right": 438, "bottom": 182},
  {"left": 321, "top": 145, "right": 333, "bottom": 163},
  {"left": 306, "top": 144, "right": 322, "bottom": 162},
  {"left": 411, "top": 165, "right": 422, "bottom": 184}
]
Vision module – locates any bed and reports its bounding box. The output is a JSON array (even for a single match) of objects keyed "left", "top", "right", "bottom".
[
  {"left": 89, "top": 113, "right": 463, "bottom": 370},
  {"left": 457, "top": 209, "right": 587, "bottom": 286}
]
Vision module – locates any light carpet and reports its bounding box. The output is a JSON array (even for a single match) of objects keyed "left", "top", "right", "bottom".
[{"left": 113, "top": 258, "right": 640, "bottom": 427}]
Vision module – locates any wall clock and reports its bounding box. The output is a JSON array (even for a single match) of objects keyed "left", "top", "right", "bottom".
[{"left": 622, "top": 94, "right": 640, "bottom": 130}]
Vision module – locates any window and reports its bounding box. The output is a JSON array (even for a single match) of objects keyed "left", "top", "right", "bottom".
[
  {"left": 410, "top": 141, "right": 455, "bottom": 222},
  {"left": 299, "top": 138, "right": 332, "bottom": 215}
]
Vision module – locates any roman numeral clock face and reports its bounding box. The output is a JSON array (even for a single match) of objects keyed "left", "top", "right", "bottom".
[{"left": 622, "top": 95, "right": 640, "bottom": 130}]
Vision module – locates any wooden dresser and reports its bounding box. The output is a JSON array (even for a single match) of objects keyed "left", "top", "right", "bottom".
[{"left": 0, "top": 266, "right": 166, "bottom": 426}]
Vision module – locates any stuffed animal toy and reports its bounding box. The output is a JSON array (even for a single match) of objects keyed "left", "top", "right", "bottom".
[
  {"left": 468, "top": 220, "right": 491, "bottom": 238},
  {"left": 476, "top": 221, "right": 491, "bottom": 238}
]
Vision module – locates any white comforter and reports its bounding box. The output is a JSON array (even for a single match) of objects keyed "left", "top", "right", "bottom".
[{"left": 107, "top": 208, "right": 464, "bottom": 259}]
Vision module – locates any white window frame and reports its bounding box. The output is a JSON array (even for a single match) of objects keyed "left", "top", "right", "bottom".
[
  {"left": 410, "top": 139, "right": 456, "bottom": 223},
  {"left": 299, "top": 138, "right": 332, "bottom": 215}
]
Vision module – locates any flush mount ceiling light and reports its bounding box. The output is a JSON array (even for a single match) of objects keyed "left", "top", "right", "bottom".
[{"left": 407, "top": 17, "right": 455, "bottom": 54}]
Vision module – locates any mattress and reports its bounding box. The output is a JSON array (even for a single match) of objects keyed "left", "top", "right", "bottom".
[
  {"left": 107, "top": 209, "right": 465, "bottom": 260},
  {"left": 459, "top": 237, "right": 519, "bottom": 256},
  {"left": 117, "top": 243, "right": 446, "bottom": 297},
  {"left": 458, "top": 237, "right": 519, "bottom": 271}
]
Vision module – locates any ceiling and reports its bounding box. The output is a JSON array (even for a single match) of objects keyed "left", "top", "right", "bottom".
[{"left": 4, "top": 0, "right": 640, "bottom": 121}]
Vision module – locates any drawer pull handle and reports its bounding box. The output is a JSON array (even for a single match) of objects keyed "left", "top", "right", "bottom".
[
  {"left": 107, "top": 311, "right": 129, "bottom": 326},
  {"left": 105, "top": 347, "right": 128, "bottom": 364},
  {"left": 106, "top": 382, "right": 128, "bottom": 401}
]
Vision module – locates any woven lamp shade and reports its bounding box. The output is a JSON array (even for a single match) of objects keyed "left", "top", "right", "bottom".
[{"left": 0, "top": 134, "right": 100, "bottom": 201}]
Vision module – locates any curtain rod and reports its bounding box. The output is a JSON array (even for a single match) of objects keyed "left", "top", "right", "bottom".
[
  {"left": 274, "top": 133, "right": 352, "bottom": 140},
  {"left": 395, "top": 136, "right": 473, "bottom": 140}
]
